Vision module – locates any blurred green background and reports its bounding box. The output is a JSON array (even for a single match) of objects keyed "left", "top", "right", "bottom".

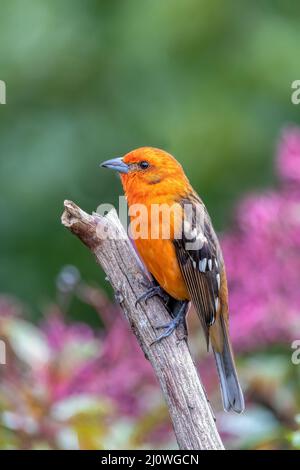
[{"left": 1, "top": 0, "right": 300, "bottom": 318}]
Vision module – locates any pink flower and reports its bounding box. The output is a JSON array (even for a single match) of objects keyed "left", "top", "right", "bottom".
[{"left": 222, "top": 126, "right": 300, "bottom": 352}]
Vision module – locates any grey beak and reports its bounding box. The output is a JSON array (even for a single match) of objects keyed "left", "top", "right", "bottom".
[{"left": 100, "top": 157, "right": 129, "bottom": 174}]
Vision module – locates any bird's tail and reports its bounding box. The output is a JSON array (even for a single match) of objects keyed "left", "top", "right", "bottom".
[{"left": 211, "top": 317, "right": 245, "bottom": 413}]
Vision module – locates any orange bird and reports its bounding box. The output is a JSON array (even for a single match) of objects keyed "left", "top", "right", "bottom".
[{"left": 101, "top": 147, "right": 244, "bottom": 413}]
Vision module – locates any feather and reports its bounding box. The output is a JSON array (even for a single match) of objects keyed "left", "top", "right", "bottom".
[{"left": 174, "top": 194, "right": 222, "bottom": 349}]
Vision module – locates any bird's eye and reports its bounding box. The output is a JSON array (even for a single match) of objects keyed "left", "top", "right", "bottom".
[{"left": 139, "top": 161, "right": 149, "bottom": 170}]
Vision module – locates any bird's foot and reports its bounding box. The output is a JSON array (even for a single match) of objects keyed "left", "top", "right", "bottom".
[
  {"left": 151, "top": 302, "right": 188, "bottom": 345},
  {"left": 135, "top": 284, "right": 169, "bottom": 307}
]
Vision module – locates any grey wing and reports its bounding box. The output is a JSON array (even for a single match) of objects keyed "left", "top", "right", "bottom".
[{"left": 174, "top": 203, "right": 221, "bottom": 349}]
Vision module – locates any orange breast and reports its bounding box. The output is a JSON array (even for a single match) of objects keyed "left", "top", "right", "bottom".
[
  {"left": 127, "top": 192, "right": 190, "bottom": 300},
  {"left": 134, "top": 237, "right": 189, "bottom": 300}
]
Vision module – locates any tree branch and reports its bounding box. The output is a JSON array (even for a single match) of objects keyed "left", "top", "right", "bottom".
[{"left": 61, "top": 200, "right": 224, "bottom": 450}]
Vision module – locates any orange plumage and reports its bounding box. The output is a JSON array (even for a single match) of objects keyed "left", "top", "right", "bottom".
[
  {"left": 121, "top": 148, "right": 190, "bottom": 300},
  {"left": 101, "top": 147, "right": 244, "bottom": 413}
]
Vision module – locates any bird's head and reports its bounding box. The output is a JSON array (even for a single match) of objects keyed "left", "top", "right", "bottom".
[{"left": 101, "top": 147, "right": 191, "bottom": 203}]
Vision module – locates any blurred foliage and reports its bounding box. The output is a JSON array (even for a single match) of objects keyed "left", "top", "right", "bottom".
[
  {"left": 1, "top": 0, "right": 300, "bottom": 314},
  {"left": 0, "top": 267, "right": 299, "bottom": 450},
  {"left": 0, "top": 280, "right": 174, "bottom": 450},
  {"left": 2, "top": 128, "right": 300, "bottom": 449},
  {"left": 1, "top": 0, "right": 300, "bottom": 451}
]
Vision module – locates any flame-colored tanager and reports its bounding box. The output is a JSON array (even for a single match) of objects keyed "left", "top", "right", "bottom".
[{"left": 101, "top": 147, "right": 244, "bottom": 413}]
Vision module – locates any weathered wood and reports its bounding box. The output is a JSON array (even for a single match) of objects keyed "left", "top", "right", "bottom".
[{"left": 61, "top": 200, "right": 224, "bottom": 450}]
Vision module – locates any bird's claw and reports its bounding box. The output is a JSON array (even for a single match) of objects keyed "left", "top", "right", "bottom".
[
  {"left": 135, "top": 285, "right": 169, "bottom": 307},
  {"left": 150, "top": 300, "right": 189, "bottom": 346},
  {"left": 151, "top": 316, "right": 184, "bottom": 345}
]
